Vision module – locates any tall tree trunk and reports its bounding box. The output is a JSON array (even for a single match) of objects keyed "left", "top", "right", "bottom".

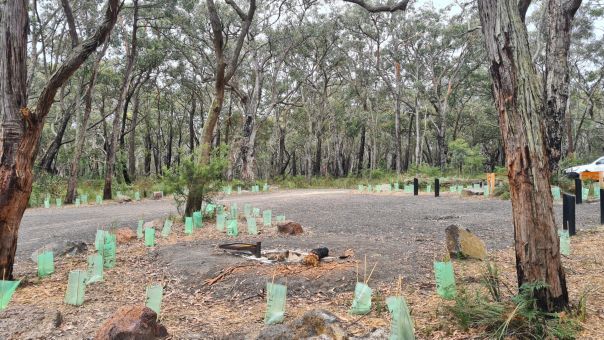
[
  {"left": 0, "top": 0, "right": 120, "bottom": 278},
  {"left": 478, "top": 0, "right": 568, "bottom": 312},
  {"left": 357, "top": 124, "right": 365, "bottom": 175},
  {"left": 103, "top": 0, "right": 138, "bottom": 199},
  {"left": 39, "top": 101, "right": 73, "bottom": 174},
  {"left": 189, "top": 92, "right": 196, "bottom": 153},
  {"left": 544, "top": 0, "right": 582, "bottom": 172},
  {"left": 144, "top": 119, "right": 152, "bottom": 176},
  {"left": 314, "top": 132, "right": 322, "bottom": 176},
  {"left": 66, "top": 42, "right": 109, "bottom": 203},
  {"left": 127, "top": 89, "right": 140, "bottom": 180}
]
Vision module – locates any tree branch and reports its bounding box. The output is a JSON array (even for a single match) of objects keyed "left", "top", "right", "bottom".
[
  {"left": 33, "top": 0, "right": 122, "bottom": 123},
  {"left": 343, "top": 0, "right": 409, "bottom": 13},
  {"left": 518, "top": 0, "right": 532, "bottom": 22}
]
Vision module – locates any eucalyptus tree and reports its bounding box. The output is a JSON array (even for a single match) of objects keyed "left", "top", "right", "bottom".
[{"left": 0, "top": 0, "right": 121, "bottom": 277}]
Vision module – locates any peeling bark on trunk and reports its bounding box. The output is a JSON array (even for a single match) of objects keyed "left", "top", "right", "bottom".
[
  {"left": 0, "top": 0, "right": 120, "bottom": 278},
  {"left": 478, "top": 0, "right": 568, "bottom": 312}
]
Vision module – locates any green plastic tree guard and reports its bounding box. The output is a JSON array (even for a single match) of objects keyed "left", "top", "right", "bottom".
[
  {"left": 394, "top": 183, "right": 400, "bottom": 191},
  {"left": 244, "top": 204, "right": 252, "bottom": 217},
  {"left": 263, "top": 210, "right": 272, "bottom": 227},
  {"left": 75, "top": 198, "right": 80, "bottom": 207},
  {"left": 276, "top": 215, "right": 286, "bottom": 222},
  {"left": 44, "top": 199, "right": 50, "bottom": 209},
  {"left": 350, "top": 282, "right": 372, "bottom": 315},
  {"left": 426, "top": 185, "right": 432, "bottom": 193},
  {"left": 264, "top": 282, "right": 287, "bottom": 325},
  {"left": 95, "top": 230, "right": 106, "bottom": 251},
  {"left": 134, "top": 192, "right": 141, "bottom": 201},
  {"left": 263, "top": 183, "right": 269, "bottom": 192},
  {"left": 193, "top": 211, "right": 202, "bottom": 228},
  {"left": 551, "top": 186, "right": 561, "bottom": 200},
  {"left": 216, "top": 213, "right": 226, "bottom": 231},
  {"left": 64, "top": 270, "right": 87, "bottom": 306},
  {"left": 86, "top": 254, "right": 104, "bottom": 284},
  {"left": 56, "top": 198, "right": 62, "bottom": 208},
  {"left": 216, "top": 204, "right": 224, "bottom": 215},
  {"left": 96, "top": 195, "right": 102, "bottom": 205},
  {"left": 559, "top": 229, "right": 570, "bottom": 256},
  {"left": 230, "top": 203, "right": 238, "bottom": 218},
  {"left": 227, "top": 219, "right": 238, "bottom": 236},
  {"left": 137, "top": 220, "right": 144, "bottom": 239},
  {"left": 103, "top": 233, "right": 116, "bottom": 269},
  {"left": 368, "top": 184, "right": 373, "bottom": 192},
  {"left": 161, "top": 220, "right": 173, "bottom": 237},
  {"left": 0, "top": 280, "right": 20, "bottom": 310},
  {"left": 237, "top": 186, "right": 242, "bottom": 194},
  {"left": 145, "top": 284, "right": 164, "bottom": 315},
  {"left": 483, "top": 186, "right": 490, "bottom": 198},
  {"left": 386, "top": 296, "right": 415, "bottom": 340},
  {"left": 145, "top": 227, "right": 156, "bottom": 246},
  {"left": 253, "top": 208, "right": 260, "bottom": 218},
  {"left": 206, "top": 203, "right": 216, "bottom": 216},
  {"left": 81, "top": 194, "right": 88, "bottom": 205},
  {"left": 582, "top": 188, "right": 590, "bottom": 201},
  {"left": 185, "top": 217, "right": 193, "bottom": 235},
  {"left": 247, "top": 217, "right": 258, "bottom": 235},
  {"left": 358, "top": 185, "right": 364, "bottom": 192},
  {"left": 37, "top": 251, "right": 54, "bottom": 278},
  {"left": 434, "top": 261, "right": 456, "bottom": 299}
]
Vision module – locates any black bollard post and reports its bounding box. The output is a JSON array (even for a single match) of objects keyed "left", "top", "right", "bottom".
[
  {"left": 575, "top": 178, "right": 582, "bottom": 204},
  {"left": 413, "top": 178, "right": 419, "bottom": 196},
  {"left": 435, "top": 178, "right": 440, "bottom": 197},
  {"left": 569, "top": 195, "right": 576, "bottom": 236},
  {"left": 562, "top": 194, "right": 569, "bottom": 230}
]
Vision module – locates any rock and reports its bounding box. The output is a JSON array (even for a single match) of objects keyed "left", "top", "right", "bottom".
[
  {"left": 152, "top": 192, "right": 163, "bottom": 200},
  {"left": 115, "top": 194, "right": 132, "bottom": 203},
  {"left": 445, "top": 225, "right": 488, "bottom": 260},
  {"left": 339, "top": 249, "right": 354, "bottom": 259},
  {"left": 95, "top": 305, "right": 168, "bottom": 340},
  {"left": 352, "top": 328, "right": 388, "bottom": 340},
  {"left": 0, "top": 305, "right": 62, "bottom": 338},
  {"left": 256, "top": 309, "right": 347, "bottom": 340},
  {"left": 461, "top": 189, "right": 483, "bottom": 197},
  {"left": 276, "top": 221, "right": 304, "bottom": 235},
  {"left": 115, "top": 228, "right": 136, "bottom": 244},
  {"left": 30, "top": 240, "right": 88, "bottom": 263}
]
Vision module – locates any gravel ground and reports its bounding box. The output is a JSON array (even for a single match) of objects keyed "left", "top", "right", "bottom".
[
  {"left": 17, "top": 198, "right": 178, "bottom": 259},
  {"left": 156, "top": 189, "right": 602, "bottom": 298}
]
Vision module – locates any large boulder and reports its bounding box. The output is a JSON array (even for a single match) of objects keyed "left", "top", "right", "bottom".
[
  {"left": 30, "top": 240, "right": 87, "bottom": 263},
  {"left": 276, "top": 221, "right": 304, "bottom": 235},
  {"left": 115, "top": 228, "right": 137, "bottom": 244},
  {"left": 256, "top": 309, "right": 346, "bottom": 340},
  {"left": 445, "top": 225, "right": 487, "bottom": 260},
  {"left": 95, "top": 305, "right": 168, "bottom": 340}
]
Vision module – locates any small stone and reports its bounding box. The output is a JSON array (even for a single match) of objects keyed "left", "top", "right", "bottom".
[
  {"left": 152, "top": 192, "right": 163, "bottom": 200},
  {"left": 30, "top": 240, "right": 88, "bottom": 263},
  {"left": 115, "top": 195, "right": 132, "bottom": 203},
  {"left": 276, "top": 221, "right": 304, "bottom": 235},
  {"left": 445, "top": 225, "right": 488, "bottom": 260},
  {"left": 95, "top": 305, "right": 168, "bottom": 340},
  {"left": 256, "top": 309, "right": 347, "bottom": 340},
  {"left": 115, "top": 228, "right": 136, "bottom": 244}
]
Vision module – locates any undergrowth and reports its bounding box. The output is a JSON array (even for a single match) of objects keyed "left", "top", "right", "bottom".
[{"left": 449, "top": 263, "right": 582, "bottom": 339}]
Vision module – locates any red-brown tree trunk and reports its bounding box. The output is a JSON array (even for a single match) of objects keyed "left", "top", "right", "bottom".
[
  {"left": 0, "top": 0, "right": 120, "bottom": 278},
  {"left": 478, "top": 0, "right": 568, "bottom": 311}
]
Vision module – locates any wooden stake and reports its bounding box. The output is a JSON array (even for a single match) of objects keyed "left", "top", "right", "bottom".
[{"left": 365, "top": 262, "right": 378, "bottom": 285}]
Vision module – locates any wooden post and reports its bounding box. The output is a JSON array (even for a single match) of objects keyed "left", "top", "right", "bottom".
[
  {"left": 435, "top": 178, "right": 440, "bottom": 197},
  {"left": 487, "top": 173, "right": 496, "bottom": 194}
]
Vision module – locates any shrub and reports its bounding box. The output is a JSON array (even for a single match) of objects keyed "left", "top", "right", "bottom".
[{"left": 162, "top": 147, "right": 228, "bottom": 215}]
